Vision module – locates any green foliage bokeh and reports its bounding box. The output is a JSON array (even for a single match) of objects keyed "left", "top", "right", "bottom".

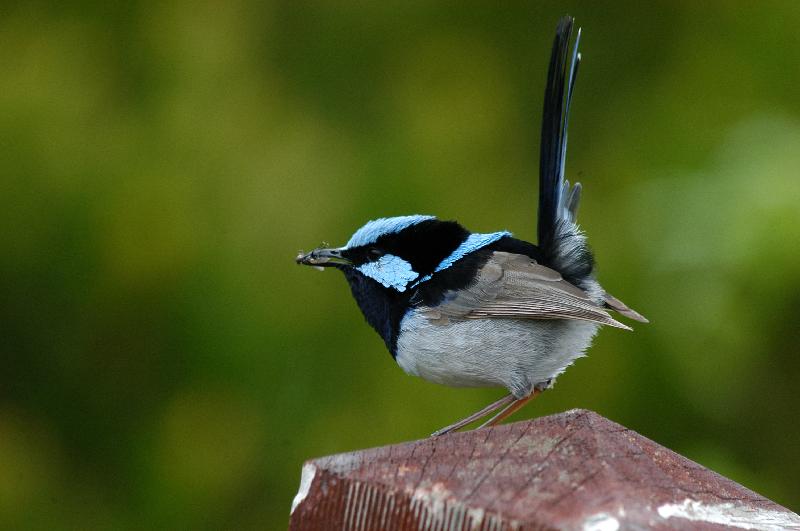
[{"left": 1, "top": 2, "right": 799, "bottom": 529}]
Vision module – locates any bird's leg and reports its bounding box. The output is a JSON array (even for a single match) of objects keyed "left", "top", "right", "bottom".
[
  {"left": 431, "top": 394, "right": 515, "bottom": 437},
  {"left": 478, "top": 388, "right": 542, "bottom": 429}
]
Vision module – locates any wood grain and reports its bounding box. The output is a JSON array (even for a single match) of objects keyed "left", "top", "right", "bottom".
[{"left": 290, "top": 409, "right": 800, "bottom": 530}]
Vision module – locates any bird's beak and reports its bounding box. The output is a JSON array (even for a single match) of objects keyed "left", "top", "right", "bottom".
[{"left": 295, "top": 247, "right": 351, "bottom": 269}]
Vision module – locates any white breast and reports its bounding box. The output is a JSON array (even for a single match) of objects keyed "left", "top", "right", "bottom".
[{"left": 395, "top": 309, "right": 599, "bottom": 399}]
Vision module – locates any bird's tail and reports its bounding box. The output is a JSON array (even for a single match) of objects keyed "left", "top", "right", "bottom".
[{"left": 537, "top": 16, "right": 593, "bottom": 286}]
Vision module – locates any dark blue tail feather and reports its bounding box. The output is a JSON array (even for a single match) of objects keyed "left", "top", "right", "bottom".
[
  {"left": 538, "top": 17, "right": 594, "bottom": 285},
  {"left": 538, "top": 17, "right": 581, "bottom": 249}
]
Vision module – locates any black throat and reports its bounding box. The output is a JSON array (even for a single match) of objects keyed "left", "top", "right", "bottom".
[{"left": 342, "top": 268, "right": 410, "bottom": 358}]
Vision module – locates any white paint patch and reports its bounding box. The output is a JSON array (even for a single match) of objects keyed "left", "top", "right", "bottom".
[
  {"left": 322, "top": 451, "right": 361, "bottom": 474},
  {"left": 657, "top": 498, "right": 800, "bottom": 530},
  {"left": 290, "top": 463, "right": 316, "bottom": 514},
  {"left": 404, "top": 482, "right": 507, "bottom": 531},
  {"left": 582, "top": 512, "right": 620, "bottom": 531},
  {"left": 410, "top": 482, "right": 451, "bottom": 525},
  {"left": 467, "top": 507, "right": 485, "bottom": 526}
]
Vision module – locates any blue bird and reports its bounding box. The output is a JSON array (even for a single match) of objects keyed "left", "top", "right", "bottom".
[{"left": 296, "top": 17, "right": 647, "bottom": 436}]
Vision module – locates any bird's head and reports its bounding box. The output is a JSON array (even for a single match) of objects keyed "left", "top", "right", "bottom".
[{"left": 296, "top": 215, "right": 470, "bottom": 293}]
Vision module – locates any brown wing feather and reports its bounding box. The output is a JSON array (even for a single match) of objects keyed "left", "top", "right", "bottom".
[
  {"left": 603, "top": 292, "right": 649, "bottom": 323},
  {"left": 424, "top": 251, "right": 632, "bottom": 330}
]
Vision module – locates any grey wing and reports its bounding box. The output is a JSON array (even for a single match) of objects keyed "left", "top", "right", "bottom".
[{"left": 422, "top": 251, "right": 631, "bottom": 330}]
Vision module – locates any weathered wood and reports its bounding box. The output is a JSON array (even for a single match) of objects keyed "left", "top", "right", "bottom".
[{"left": 290, "top": 409, "right": 800, "bottom": 530}]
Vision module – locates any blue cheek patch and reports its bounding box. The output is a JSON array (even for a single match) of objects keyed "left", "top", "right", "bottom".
[
  {"left": 356, "top": 254, "right": 419, "bottom": 292},
  {"left": 410, "top": 231, "right": 511, "bottom": 288}
]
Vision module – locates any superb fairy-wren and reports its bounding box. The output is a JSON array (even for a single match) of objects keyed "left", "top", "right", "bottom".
[{"left": 296, "top": 16, "right": 647, "bottom": 436}]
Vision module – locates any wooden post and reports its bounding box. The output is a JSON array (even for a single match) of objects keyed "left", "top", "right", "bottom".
[{"left": 289, "top": 409, "right": 800, "bottom": 530}]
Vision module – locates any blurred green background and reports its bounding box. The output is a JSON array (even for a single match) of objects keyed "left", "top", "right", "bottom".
[{"left": 2, "top": 1, "right": 799, "bottom": 529}]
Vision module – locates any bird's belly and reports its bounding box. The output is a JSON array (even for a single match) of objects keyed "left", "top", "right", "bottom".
[{"left": 395, "top": 310, "right": 599, "bottom": 398}]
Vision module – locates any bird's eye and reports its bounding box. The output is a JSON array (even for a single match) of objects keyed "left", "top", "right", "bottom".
[{"left": 369, "top": 248, "right": 383, "bottom": 259}]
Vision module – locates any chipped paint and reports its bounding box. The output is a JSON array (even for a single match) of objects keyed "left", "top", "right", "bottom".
[
  {"left": 657, "top": 498, "right": 800, "bottom": 530},
  {"left": 582, "top": 512, "right": 620, "bottom": 531},
  {"left": 404, "top": 482, "right": 511, "bottom": 530},
  {"left": 323, "top": 450, "right": 362, "bottom": 474},
  {"left": 467, "top": 507, "right": 485, "bottom": 527},
  {"left": 290, "top": 410, "right": 799, "bottom": 530},
  {"left": 290, "top": 463, "right": 316, "bottom": 514}
]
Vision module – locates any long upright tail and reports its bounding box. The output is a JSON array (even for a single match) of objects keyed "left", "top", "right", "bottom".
[{"left": 538, "top": 16, "right": 593, "bottom": 286}]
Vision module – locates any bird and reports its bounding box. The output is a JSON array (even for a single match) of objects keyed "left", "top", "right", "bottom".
[{"left": 295, "top": 16, "right": 647, "bottom": 436}]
